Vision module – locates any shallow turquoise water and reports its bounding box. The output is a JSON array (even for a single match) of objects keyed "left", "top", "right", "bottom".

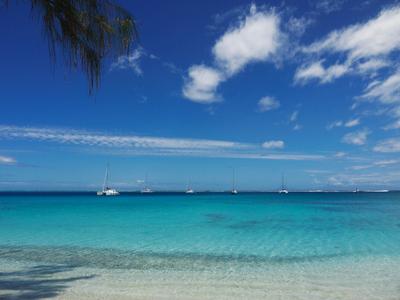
[
  {"left": 2, "top": 192, "right": 400, "bottom": 299},
  {"left": 1, "top": 192, "right": 399, "bottom": 266}
]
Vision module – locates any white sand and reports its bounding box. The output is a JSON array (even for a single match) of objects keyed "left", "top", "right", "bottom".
[{"left": 1, "top": 256, "right": 399, "bottom": 300}]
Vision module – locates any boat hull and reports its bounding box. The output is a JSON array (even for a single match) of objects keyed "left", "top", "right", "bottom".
[{"left": 97, "top": 189, "right": 120, "bottom": 196}]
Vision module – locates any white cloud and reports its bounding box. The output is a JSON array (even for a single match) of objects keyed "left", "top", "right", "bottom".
[
  {"left": 328, "top": 171, "right": 400, "bottom": 187},
  {"left": 0, "top": 155, "right": 16, "bottom": 164},
  {"left": 374, "top": 138, "right": 400, "bottom": 153},
  {"left": 257, "top": 96, "right": 280, "bottom": 112},
  {"left": 304, "top": 6, "right": 400, "bottom": 60},
  {"left": 296, "top": 6, "right": 400, "bottom": 88},
  {"left": 293, "top": 5, "right": 400, "bottom": 132},
  {"left": 327, "top": 120, "right": 343, "bottom": 130},
  {"left": 374, "top": 159, "right": 400, "bottom": 166},
  {"left": 350, "top": 103, "right": 358, "bottom": 110},
  {"left": 390, "top": 106, "right": 400, "bottom": 118},
  {"left": 327, "top": 118, "right": 360, "bottom": 129},
  {"left": 293, "top": 124, "right": 302, "bottom": 131},
  {"left": 234, "top": 153, "right": 324, "bottom": 161},
  {"left": 0, "top": 125, "right": 326, "bottom": 161},
  {"left": 348, "top": 158, "right": 400, "bottom": 171},
  {"left": 286, "top": 17, "right": 313, "bottom": 37},
  {"left": 350, "top": 165, "right": 372, "bottom": 171},
  {"left": 262, "top": 140, "right": 284, "bottom": 149},
  {"left": 349, "top": 159, "right": 400, "bottom": 171},
  {"left": 289, "top": 111, "right": 302, "bottom": 130},
  {"left": 360, "top": 70, "right": 400, "bottom": 103},
  {"left": 342, "top": 129, "right": 369, "bottom": 145},
  {"left": 383, "top": 107, "right": 400, "bottom": 129},
  {"left": 290, "top": 111, "right": 299, "bottom": 122},
  {"left": 212, "top": 5, "right": 281, "bottom": 75},
  {"left": 294, "top": 60, "right": 349, "bottom": 84},
  {"left": 183, "top": 4, "right": 282, "bottom": 103},
  {"left": 356, "top": 59, "right": 389, "bottom": 73},
  {"left": 110, "top": 48, "right": 144, "bottom": 75},
  {"left": 334, "top": 151, "right": 346, "bottom": 158},
  {"left": 294, "top": 61, "right": 325, "bottom": 83},
  {"left": 162, "top": 62, "right": 182, "bottom": 74},
  {"left": 344, "top": 118, "right": 360, "bottom": 127},
  {"left": 383, "top": 119, "right": 400, "bottom": 130},
  {"left": 0, "top": 125, "right": 245, "bottom": 151},
  {"left": 314, "top": 0, "right": 346, "bottom": 14},
  {"left": 182, "top": 65, "right": 224, "bottom": 103}
]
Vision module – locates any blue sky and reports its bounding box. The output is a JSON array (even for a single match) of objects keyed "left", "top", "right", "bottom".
[{"left": 1, "top": 0, "right": 400, "bottom": 191}]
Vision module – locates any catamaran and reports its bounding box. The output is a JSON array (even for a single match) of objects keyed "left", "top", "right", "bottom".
[
  {"left": 278, "top": 174, "right": 289, "bottom": 194},
  {"left": 141, "top": 187, "right": 153, "bottom": 193},
  {"left": 97, "top": 165, "right": 119, "bottom": 196},
  {"left": 231, "top": 168, "right": 238, "bottom": 195}
]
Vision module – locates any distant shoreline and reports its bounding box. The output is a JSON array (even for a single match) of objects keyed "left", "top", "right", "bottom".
[{"left": 0, "top": 190, "right": 398, "bottom": 194}]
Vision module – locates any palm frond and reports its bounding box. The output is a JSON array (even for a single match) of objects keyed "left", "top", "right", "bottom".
[{"left": 26, "top": 0, "right": 137, "bottom": 93}]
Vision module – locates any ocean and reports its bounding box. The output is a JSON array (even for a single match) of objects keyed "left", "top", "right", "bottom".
[{"left": 1, "top": 192, "right": 400, "bottom": 299}]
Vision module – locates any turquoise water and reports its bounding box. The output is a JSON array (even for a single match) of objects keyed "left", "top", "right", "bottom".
[
  {"left": 1, "top": 192, "right": 400, "bottom": 262},
  {"left": 1, "top": 192, "right": 400, "bottom": 298}
]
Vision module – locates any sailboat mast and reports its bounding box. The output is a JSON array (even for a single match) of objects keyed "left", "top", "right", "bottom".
[
  {"left": 281, "top": 174, "right": 285, "bottom": 190},
  {"left": 103, "top": 165, "right": 109, "bottom": 191},
  {"left": 232, "top": 168, "right": 236, "bottom": 190}
]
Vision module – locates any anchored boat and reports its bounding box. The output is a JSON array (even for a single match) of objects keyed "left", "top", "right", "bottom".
[
  {"left": 97, "top": 165, "right": 119, "bottom": 196},
  {"left": 278, "top": 174, "right": 289, "bottom": 194}
]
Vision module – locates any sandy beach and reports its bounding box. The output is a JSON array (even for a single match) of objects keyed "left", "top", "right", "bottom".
[{"left": 2, "top": 255, "right": 400, "bottom": 299}]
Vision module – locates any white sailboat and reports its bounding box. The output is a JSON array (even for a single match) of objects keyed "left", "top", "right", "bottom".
[
  {"left": 97, "top": 165, "right": 119, "bottom": 196},
  {"left": 185, "top": 179, "right": 194, "bottom": 194},
  {"left": 231, "top": 168, "right": 238, "bottom": 195},
  {"left": 278, "top": 174, "right": 289, "bottom": 194},
  {"left": 141, "top": 187, "right": 153, "bottom": 193},
  {"left": 141, "top": 174, "right": 153, "bottom": 193}
]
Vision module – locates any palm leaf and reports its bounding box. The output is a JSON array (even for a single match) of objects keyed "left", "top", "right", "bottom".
[{"left": 5, "top": 0, "right": 137, "bottom": 93}]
